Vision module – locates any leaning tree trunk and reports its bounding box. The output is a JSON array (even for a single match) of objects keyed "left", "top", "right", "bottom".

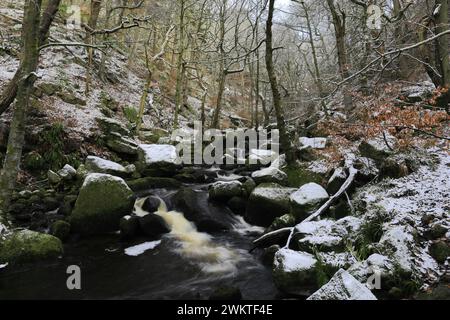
[
  {"left": 265, "top": 0, "right": 294, "bottom": 163},
  {"left": 0, "top": 0, "right": 61, "bottom": 117},
  {"left": 0, "top": 0, "right": 42, "bottom": 222}
]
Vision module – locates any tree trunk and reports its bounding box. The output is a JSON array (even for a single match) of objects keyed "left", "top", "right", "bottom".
[
  {"left": 436, "top": 0, "right": 450, "bottom": 87},
  {"left": 173, "top": 0, "right": 186, "bottom": 129},
  {"left": 85, "top": 0, "right": 102, "bottom": 95},
  {"left": 0, "top": 0, "right": 61, "bottom": 116},
  {"left": 0, "top": 0, "right": 42, "bottom": 220},
  {"left": 265, "top": 0, "right": 294, "bottom": 163}
]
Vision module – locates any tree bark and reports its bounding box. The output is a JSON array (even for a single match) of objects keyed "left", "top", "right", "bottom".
[
  {"left": 0, "top": 0, "right": 42, "bottom": 220},
  {"left": 265, "top": 0, "right": 294, "bottom": 163},
  {"left": 0, "top": 0, "right": 61, "bottom": 116}
]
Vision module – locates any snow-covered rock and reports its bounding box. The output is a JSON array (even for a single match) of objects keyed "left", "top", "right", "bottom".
[
  {"left": 106, "top": 133, "right": 139, "bottom": 155},
  {"left": 246, "top": 183, "right": 296, "bottom": 227},
  {"left": 290, "top": 183, "right": 329, "bottom": 220},
  {"left": 273, "top": 249, "right": 318, "bottom": 295},
  {"left": 209, "top": 181, "right": 243, "bottom": 202},
  {"left": 377, "top": 225, "right": 415, "bottom": 274},
  {"left": 298, "top": 235, "right": 344, "bottom": 253},
  {"left": 299, "top": 137, "right": 327, "bottom": 149},
  {"left": 137, "top": 144, "right": 179, "bottom": 175},
  {"left": 57, "top": 164, "right": 77, "bottom": 181},
  {"left": 348, "top": 254, "right": 396, "bottom": 285},
  {"left": 85, "top": 156, "right": 128, "bottom": 178},
  {"left": 249, "top": 149, "right": 277, "bottom": 165},
  {"left": 307, "top": 269, "right": 377, "bottom": 300},
  {"left": 317, "top": 252, "right": 358, "bottom": 270},
  {"left": 251, "top": 166, "right": 288, "bottom": 185}
]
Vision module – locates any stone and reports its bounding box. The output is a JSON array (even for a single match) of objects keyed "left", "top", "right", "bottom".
[
  {"left": 227, "top": 196, "right": 247, "bottom": 216},
  {"left": 106, "top": 133, "right": 139, "bottom": 155},
  {"left": 307, "top": 269, "right": 377, "bottom": 300},
  {"left": 139, "top": 213, "right": 171, "bottom": 238},
  {"left": 251, "top": 167, "right": 288, "bottom": 185},
  {"left": 47, "top": 170, "right": 62, "bottom": 185},
  {"left": 299, "top": 137, "right": 327, "bottom": 149},
  {"left": 262, "top": 245, "right": 281, "bottom": 266},
  {"left": 137, "top": 144, "right": 179, "bottom": 176},
  {"left": 119, "top": 215, "right": 140, "bottom": 239},
  {"left": 0, "top": 230, "right": 63, "bottom": 265},
  {"left": 400, "top": 81, "right": 435, "bottom": 103},
  {"left": 245, "top": 183, "right": 296, "bottom": 227},
  {"left": 429, "top": 240, "right": 450, "bottom": 264},
  {"left": 70, "top": 173, "right": 135, "bottom": 235},
  {"left": 273, "top": 249, "right": 318, "bottom": 295},
  {"left": 209, "top": 181, "right": 243, "bottom": 202},
  {"left": 290, "top": 183, "right": 329, "bottom": 221},
  {"left": 57, "top": 164, "right": 77, "bottom": 181},
  {"left": 379, "top": 158, "right": 409, "bottom": 179},
  {"left": 172, "top": 188, "right": 236, "bottom": 233},
  {"left": 57, "top": 91, "right": 86, "bottom": 106},
  {"left": 268, "top": 214, "right": 296, "bottom": 232},
  {"left": 85, "top": 156, "right": 128, "bottom": 178},
  {"left": 142, "top": 196, "right": 161, "bottom": 213},
  {"left": 96, "top": 117, "right": 130, "bottom": 136},
  {"left": 50, "top": 220, "right": 71, "bottom": 242}
]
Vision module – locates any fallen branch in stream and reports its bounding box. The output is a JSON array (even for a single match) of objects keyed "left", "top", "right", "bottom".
[{"left": 253, "top": 166, "right": 358, "bottom": 250}]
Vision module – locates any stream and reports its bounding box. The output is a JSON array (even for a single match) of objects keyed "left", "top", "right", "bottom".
[{"left": 0, "top": 187, "right": 279, "bottom": 300}]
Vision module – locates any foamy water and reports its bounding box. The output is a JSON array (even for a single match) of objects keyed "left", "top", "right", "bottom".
[{"left": 135, "top": 196, "right": 244, "bottom": 274}]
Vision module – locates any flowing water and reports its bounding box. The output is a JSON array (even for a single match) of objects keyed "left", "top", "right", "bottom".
[{"left": 0, "top": 188, "right": 278, "bottom": 300}]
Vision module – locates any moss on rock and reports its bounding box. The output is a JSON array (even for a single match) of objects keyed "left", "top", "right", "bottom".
[
  {"left": 70, "top": 173, "right": 135, "bottom": 235},
  {"left": 0, "top": 230, "right": 63, "bottom": 265}
]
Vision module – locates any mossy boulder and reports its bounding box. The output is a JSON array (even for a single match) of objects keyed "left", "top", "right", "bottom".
[
  {"left": 0, "top": 230, "right": 63, "bottom": 265},
  {"left": 273, "top": 248, "right": 318, "bottom": 295},
  {"left": 283, "top": 166, "right": 324, "bottom": 188},
  {"left": 245, "top": 183, "right": 296, "bottom": 227},
  {"left": 70, "top": 173, "right": 135, "bottom": 235},
  {"left": 268, "top": 214, "right": 296, "bottom": 232},
  {"left": 209, "top": 181, "right": 243, "bottom": 202},
  {"left": 57, "top": 91, "right": 86, "bottom": 106},
  {"left": 38, "top": 82, "right": 62, "bottom": 96},
  {"left": 50, "top": 220, "right": 71, "bottom": 242},
  {"left": 429, "top": 240, "right": 450, "bottom": 264}
]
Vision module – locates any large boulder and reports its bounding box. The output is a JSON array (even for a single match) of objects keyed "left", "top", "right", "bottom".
[
  {"left": 251, "top": 167, "right": 288, "bottom": 185},
  {"left": 85, "top": 156, "right": 128, "bottom": 178},
  {"left": 307, "top": 269, "right": 377, "bottom": 300},
  {"left": 96, "top": 117, "right": 130, "bottom": 137},
  {"left": 273, "top": 248, "right": 318, "bottom": 295},
  {"left": 0, "top": 230, "right": 63, "bottom": 265},
  {"left": 290, "top": 183, "right": 329, "bottom": 221},
  {"left": 172, "top": 188, "right": 236, "bottom": 233},
  {"left": 137, "top": 144, "right": 179, "bottom": 176},
  {"left": 209, "top": 181, "right": 243, "bottom": 202},
  {"left": 245, "top": 183, "right": 296, "bottom": 227},
  {"left": 70, "top": 173, "right": 135, "bottom": 235},
  {"left": 139, "top": 213, "right": 171, "bottom": 239}
]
